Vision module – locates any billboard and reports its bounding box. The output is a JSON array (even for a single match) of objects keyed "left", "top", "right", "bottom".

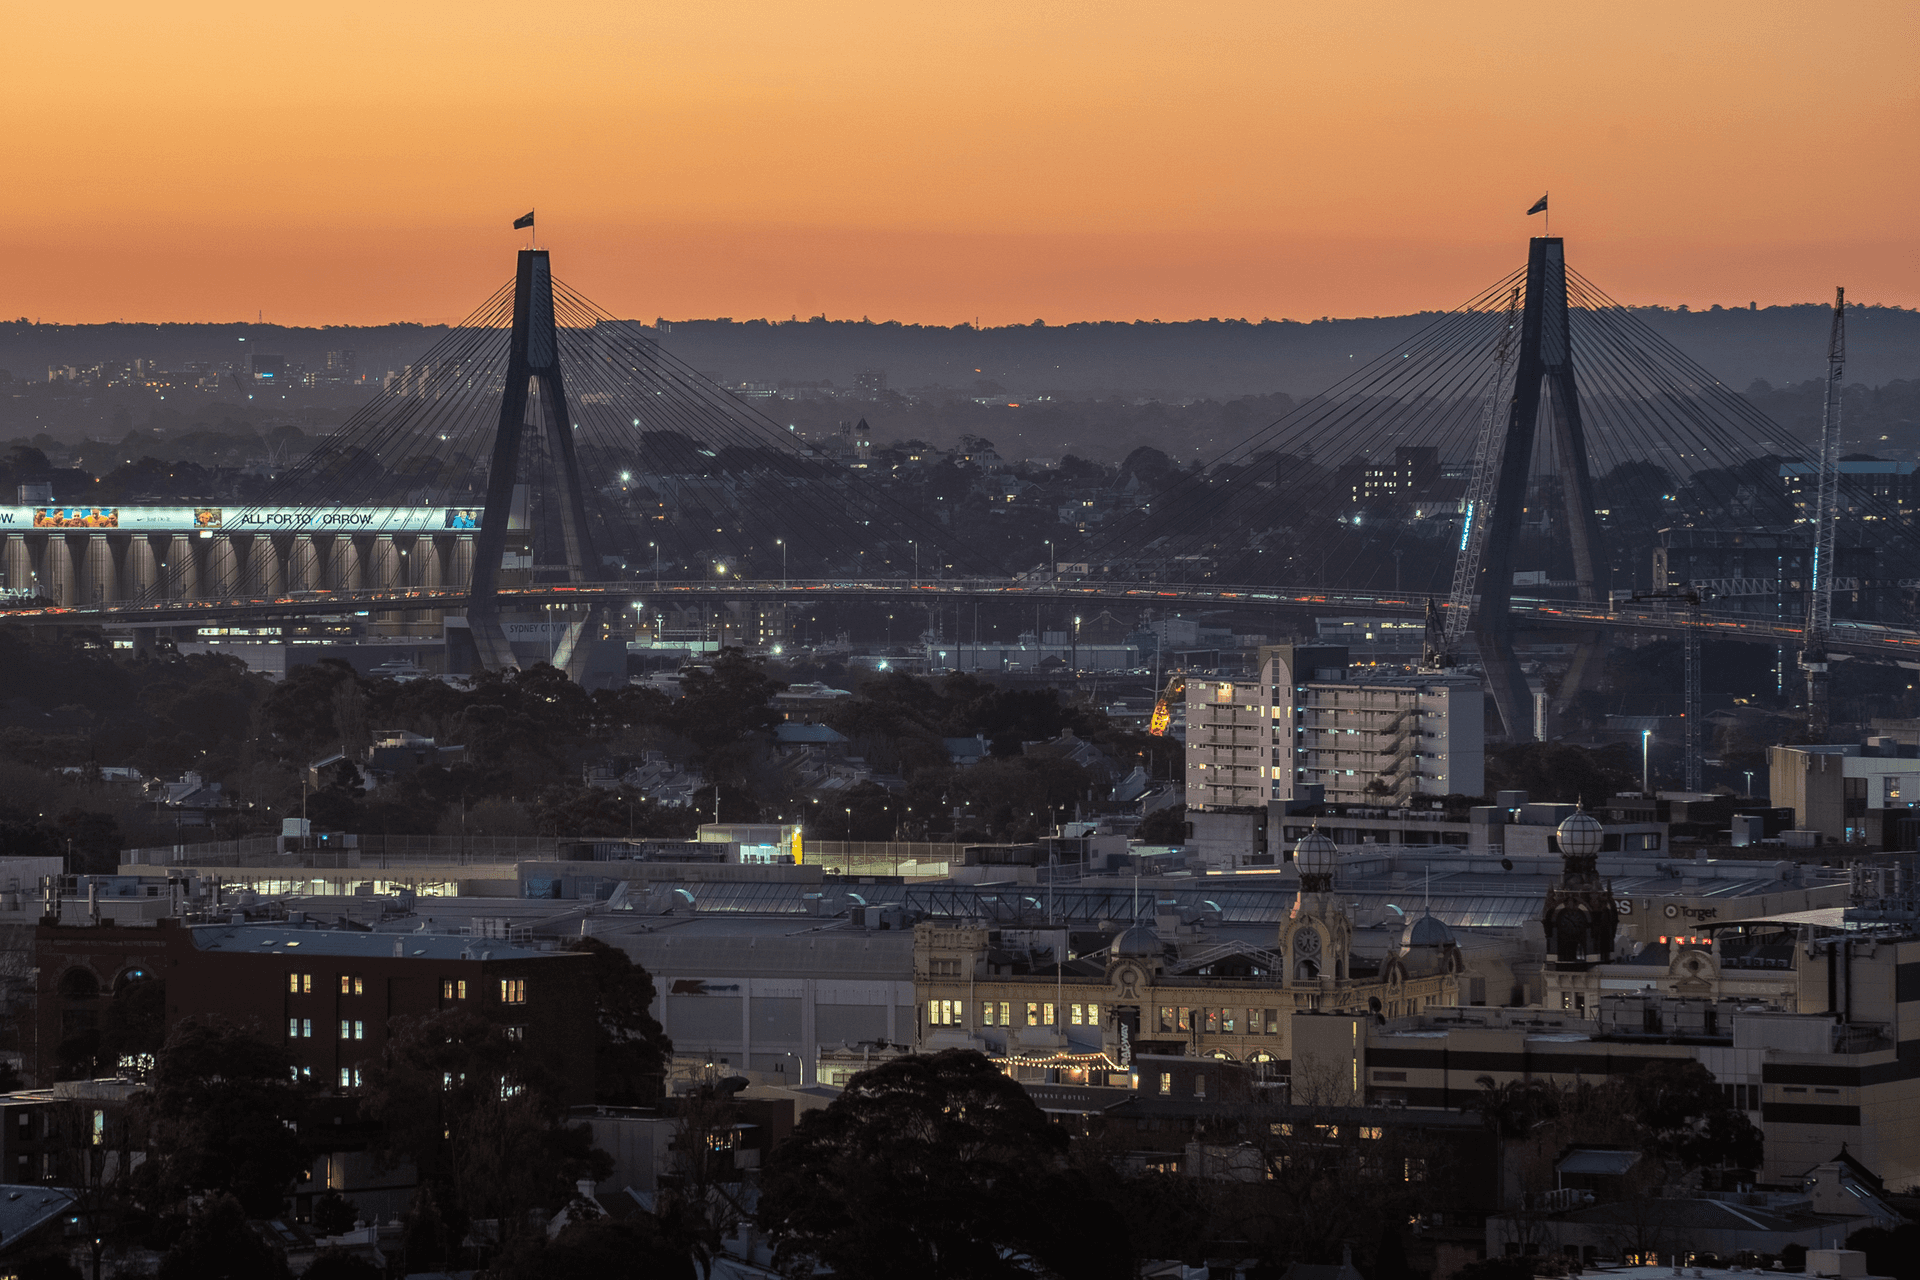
[
  {"left": 34, "top": 507, "right": 118, "bottom": 528},
  {"left": 0, "top": 506, "right": 468, "bottom": 533}
]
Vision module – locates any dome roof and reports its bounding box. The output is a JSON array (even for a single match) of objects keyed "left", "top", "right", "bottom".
[
  {"left": 1294, "top": 829, "right": 1338, "bottom": 875},
  {"left": 1404, "top": 912, "right": 1456, "bottom": 949},
  {"left": 1556, "top": 810, "right": 1606, "bottom": 859},
  {"left": 1112, "top": 923, "right": 1161, "bottom": 957}
]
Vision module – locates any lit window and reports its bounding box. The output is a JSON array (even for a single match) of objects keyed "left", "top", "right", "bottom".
[
  {"left": 288, "top": 1018, "right": 299, "bottom": 1039},
  {"left": 301, "top": 1066, "right": 312, "bottom": 1080},
  {"left": 982, "top": 1003, "right": 995, "bottom": 1026},
  {"left": 354, "top": 1021, "right": 364, "bottom": 1040},
  {"left": 1071, "top": 1004, "right": 1083, "bottom": 1026},
  {"left": 352, "top": 1068, "right": 362, "bottom": 1087},
  {"left": 288, "top": 973, "right": 300, "bottom": 994},
  {"left": 338, "top": 1068, "right": 351, "bottom": 1088},
  {"left": 90, "top": 1110, "right": 104, "bottom": 1146},
  {"left": 339, "top": 975, "right": 352, "bottom": 995},
  {"left": 1086, "top": 1003, "right": 1099, "bottom": 1024},
  {"left": 1026, "top": 1003, "right": 1039, "bottom": 1027},
  {"left": 1159, "top": 1072, "right": 1172, "bottom": 1096},
  {"left": 499, "top": 979, "right": 526, "bottom": 1005},
  {"left": 505, "top": 1026, "right": 525, "bottom": 1041},
  {"left": 997, "top": 1001, "right": 1010, "bottom": 1026},
  {"left": 302, "top": 1019, "right": 312, "bottom": 1038},
  {"left": 1043, "top": 1003, "right": 1056, "bottom": 1026},
  {"left": 354, "top": 976, "right": 364, "bottom": 996},
  {"left": 339, "top": 1020, "right": 351, "bottom": 1040},
  {"left": 303, "top": 974, "right": 312, "bottom": 994}
]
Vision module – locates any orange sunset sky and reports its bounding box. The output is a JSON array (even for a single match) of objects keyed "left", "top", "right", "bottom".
[{"left": 4, "top": 1, "right": 1915, "bottom": 327}]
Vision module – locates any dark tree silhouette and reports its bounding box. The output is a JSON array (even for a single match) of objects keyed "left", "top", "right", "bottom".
[{"left": 756, "top": 1049, "right": 1127, "bottom": 1280}]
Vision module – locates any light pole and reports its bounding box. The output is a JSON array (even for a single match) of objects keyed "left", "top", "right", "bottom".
[
  {"left": 1044, "top": 540, "right": 1055, "bottom": 579},
  {"left": 776, "top": 538, "right": 787, "bottom": 590},
  {"left": 909, "top": 540, "right": 918, "bottom": 586},
  {"left": 650, "top": 541, "right": 659, "bottom": 585},
  {"left": 1744, "top": 770, "right": 1754, "bottom": 799},
  {"left": 1641, "top": 729, "right": 1653, "bottom": 796}
]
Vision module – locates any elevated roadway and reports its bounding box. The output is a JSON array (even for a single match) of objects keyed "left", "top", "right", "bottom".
[{"left": 5, "top": 576, "right": 1917, "bottom": 662}]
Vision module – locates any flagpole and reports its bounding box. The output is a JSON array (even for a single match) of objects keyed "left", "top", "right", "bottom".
[{"left": 1545, "top": 192, "right": 1549, "bottom": 238}]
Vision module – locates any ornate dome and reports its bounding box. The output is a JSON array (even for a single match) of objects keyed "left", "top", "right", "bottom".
[
  {"left": 1556, "top": 810, "right": 1605, "bottom": 860},
  {"left": 1404, "top": 912, "right": 1456, "bottom": 949},
  {"left": 1112, "top": 923, "right": 1161, "bottom": 957},
  {"left": 1293, "top": 829, "right": 1338, "bottom": 878}
]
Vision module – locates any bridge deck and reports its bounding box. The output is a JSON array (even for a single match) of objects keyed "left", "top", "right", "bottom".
[{"left": 4, "top": 577, "right": 1913, "bottom": 659}]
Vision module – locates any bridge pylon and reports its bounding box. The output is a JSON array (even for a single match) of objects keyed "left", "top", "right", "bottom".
[
  {"left": 1473, "top": 237, "right": 1609, "bottom": 740},
  {"left": 467, "top": 249, "right": 602, "bottom": 674}
]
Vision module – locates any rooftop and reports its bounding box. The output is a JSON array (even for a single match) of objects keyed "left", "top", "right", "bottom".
[{"left": 191, "top": 924, "right": 547, "bottom": 960}]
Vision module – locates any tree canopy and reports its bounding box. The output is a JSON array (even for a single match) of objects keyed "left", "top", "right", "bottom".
[{"left": 756, "top": 1049, "right": 1127, "bottom": 1280}]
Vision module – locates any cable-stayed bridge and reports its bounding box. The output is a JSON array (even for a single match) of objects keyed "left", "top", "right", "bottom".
[{"left": 4, "top": 240, "right": 1912, "bottom": 737}]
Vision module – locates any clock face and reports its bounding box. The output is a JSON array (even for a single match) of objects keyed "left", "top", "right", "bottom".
[{"left": 1294, "top": 929, "right": 1322, "bottom": 959}]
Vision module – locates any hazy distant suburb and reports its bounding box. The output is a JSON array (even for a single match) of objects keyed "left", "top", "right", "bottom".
[{"left": 3, "top": 0, "right": 1915, "bottom": 325}]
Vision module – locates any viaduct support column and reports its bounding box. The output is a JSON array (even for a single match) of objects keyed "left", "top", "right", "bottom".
[
  {"left": 205, "top": 536, "right": 238, "bottom": 599},
  {"left": 126, "top": 536, "right": 160, "bottom": 601},
  {"left": 289, "top": 536, "right": 320, "bottom": 592},
  {"left": 162, "top": 535, "right": 198, "bottom": 599},
  {"left": 44, "top": 535, "right": 79, "bottom": 606}
]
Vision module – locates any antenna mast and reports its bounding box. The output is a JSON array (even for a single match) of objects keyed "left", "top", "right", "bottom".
[{"left": 1802, "top": 287, "right": 1846, "bottom": 741}]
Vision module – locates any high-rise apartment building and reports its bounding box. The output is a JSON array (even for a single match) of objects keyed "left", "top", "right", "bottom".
[{"left": 1184, "top": 645, "right": 1485, "bottom": 864}]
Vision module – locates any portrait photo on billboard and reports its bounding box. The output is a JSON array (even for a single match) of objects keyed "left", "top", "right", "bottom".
[{"left": 34, "top": 507, "right": 119, "bottom": 528}]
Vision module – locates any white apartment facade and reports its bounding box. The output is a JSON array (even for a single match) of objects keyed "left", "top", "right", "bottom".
[{"left": 1185, "top": 644, "right": 1485, "bottom": 818}]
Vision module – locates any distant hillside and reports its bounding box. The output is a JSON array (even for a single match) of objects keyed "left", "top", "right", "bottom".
[
  {"left": 647, "top": 303, "right": 1920, "bottom": 401},
  {"left": 2, "top": 304, "right": 1913, "bottom": 402}
]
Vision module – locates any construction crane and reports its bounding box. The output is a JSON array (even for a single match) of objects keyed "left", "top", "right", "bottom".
[
  {"left": 1148, "top": 675, "right": 1186, "bottom": 737},
  {"left": 1633, "top": 586, "right": 1709, "bottom": 791},
  {"left": 1424, "top": 286, "right": 1523, "bottom": 671},
  {"left": 1802, "top": 287, "right": 1846, "bottom": 742}
]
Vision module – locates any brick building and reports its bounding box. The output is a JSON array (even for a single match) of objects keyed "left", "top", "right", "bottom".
[{"left": 34, "top": 919, "right": 597, "bottom": 1102}]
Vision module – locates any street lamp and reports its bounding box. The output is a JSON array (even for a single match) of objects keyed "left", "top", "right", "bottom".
[
  {"left": 649, "top": 541, "right": 659, "bottom": 585},
  {"left": 1743, "top": 770, "right": 1755, "bottom": 799},
  {"left": 1641, "top": 729, "right": 1653, "bottom": 796},
  {"left": 776, "top": 538, "right": 787, "bottom": 589}
]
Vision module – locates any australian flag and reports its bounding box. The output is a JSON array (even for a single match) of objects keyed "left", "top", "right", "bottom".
[
  {"left": 513, "top": 210, "right": 534, "bottom": 230},
  {"left": 1526, "top": 195, "right": 1548, "bottom": 215}
]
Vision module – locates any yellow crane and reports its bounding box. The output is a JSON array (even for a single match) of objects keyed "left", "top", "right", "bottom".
[{"left": 1148, "top": 675, "right": 1185, "bottom": 736}]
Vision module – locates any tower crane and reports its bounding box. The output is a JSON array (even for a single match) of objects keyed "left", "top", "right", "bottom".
[
  {"left": 1802, "top": 288, "right": 1846, "bottom": 741},
  {"left": 1423, "top": 287, "right": 1523, "bottom": 672}
]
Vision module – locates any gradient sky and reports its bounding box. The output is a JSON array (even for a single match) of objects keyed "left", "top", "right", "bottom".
[{"left": 4, "top": 1, "right": 1914, "bottom": 326}]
